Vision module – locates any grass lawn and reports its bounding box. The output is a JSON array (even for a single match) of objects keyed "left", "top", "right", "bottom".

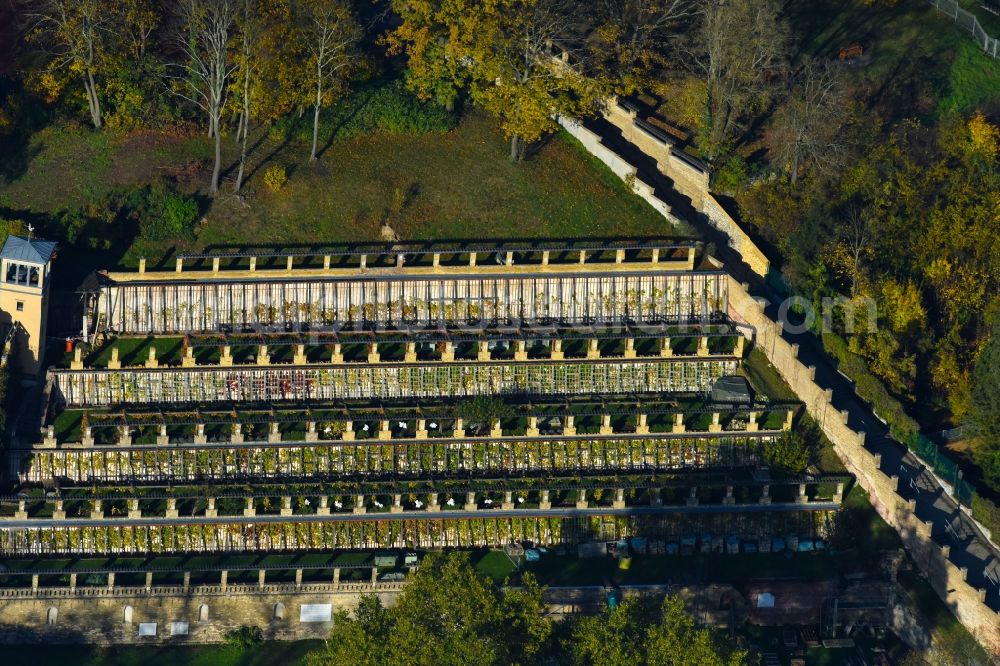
[
  {"left": 0, "top": 106, "right": 676, "bottom": 283},
  {"left": 742, "top": 347, "right": 798, "bottom": 403},
  {"left": 785, "top": 0, "right": 1000, "bottom": 117},
  {"left": 1, "top": 641, "right": 321, "bottom": 666}
]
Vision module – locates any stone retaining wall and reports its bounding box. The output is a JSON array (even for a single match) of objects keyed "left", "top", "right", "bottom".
[
  {"left": 557, "top": 116, "right": 680, "bottom": 228},
  {"left": 0, "top": 581, "right": 739, "bottom": 645},
  {"left": 601, "top": 102, "right": 770, "bottom": 278},
  {"left": 0, "top": 583, "right": 401, "bottom": 644},
  {"left": 727, "top": 277, "right": 1000, "bottom": 658}
]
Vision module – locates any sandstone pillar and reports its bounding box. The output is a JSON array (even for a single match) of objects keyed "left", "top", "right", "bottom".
[{"left": 760, "top": 485, "right": 771, "bottom": 505}]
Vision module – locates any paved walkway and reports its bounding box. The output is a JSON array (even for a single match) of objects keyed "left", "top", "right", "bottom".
[{"left": 584, "top": 114, "right": 1000, "bottom": 613}]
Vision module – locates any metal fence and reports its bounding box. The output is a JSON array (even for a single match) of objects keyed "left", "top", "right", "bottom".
[
  {"left": 927, "top": 0, "right": 1000, "bottom": 58},
  {"left": 908, "top": 433, "right": 976, "bottom": 506}
]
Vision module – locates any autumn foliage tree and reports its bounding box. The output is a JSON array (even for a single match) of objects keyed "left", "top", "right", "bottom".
[
  {"left": 299, "top": 0, "right": 363, "bottom": 162},
  {"left": 588, "top": 0, "right": 698, "bottom": 97},
  {"left": 23, "top": 0, "right": 110, "bottom": 129},
  {"left": 390, "top": 0, "right": 600, "bottom": 162},
  {"left": 383, "top": 0, "right": 467, "bottom": 112},
  {"left": 970, "top": 312, "right": 1000, "bottom": 491}
]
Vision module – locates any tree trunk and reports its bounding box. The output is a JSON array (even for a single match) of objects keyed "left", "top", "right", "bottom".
[
  {"left": 235, "top": 56, "right": 252, "bottom": 192},
  {"left": 509, "top": 134, "right": 523, "bottom": 163},
  {"left": 235, "top": 117, "right": 249, "bottom": 193},
  {"left": 790, "top": 151, "right": 800, "bottom": 186},
  {"left": 311, "top": 78, "right": 322, "bottom": 162},
  {"left": 236, "top": 110, "right": 246, "bottom": 144},
  {"left": 211, "top": 113, "right": 222, "bottom": 195},
  {"left": 84, "top": 69, "right": 102, "bottom": 129}
]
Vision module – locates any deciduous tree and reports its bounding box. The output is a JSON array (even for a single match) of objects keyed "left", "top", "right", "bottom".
[
  {"left": 568, "top": 594, "right": 747, "bottom": 666},
  {"left": 384, "top": 0, "right": 466, "bottom": 111},
  {"left": 767, "top": 58, "right": 850, "bottom": 185},
  {"left": 231, "top": 0, "right": 284, "bottom": 192},
  {"left": 23, "top": 0, "right": 110, "bottom": 129},
  {"left": 971, "top": 313, "right": 1000, "bottom": 491},
  {"left": 685, "top": 0, "right": 788, "bottom": 160},
  {"left": 304, "top": 551, "right": 549, "bottom": 666},
  {"left": 173, "top": 0, "right": 239, "bottom": 195},
  {"left": 299, "top": 0, "right": 363, "bottom": 161},
  {"left": 390, "top": 0, "right": 600, "bottom": 162},
  {"left": 460, "top": 0, "right": 599, "bottom": 162},
  {"left": 589, "top": 0, "right": 698, "bottom": 96}
]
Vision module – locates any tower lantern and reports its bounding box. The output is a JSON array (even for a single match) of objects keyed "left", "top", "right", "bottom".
[{"left": 0, "top": 234, "right": 57, "bottom": 374}]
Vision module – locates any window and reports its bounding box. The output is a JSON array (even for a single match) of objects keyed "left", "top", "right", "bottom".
[
  {"left": 16, "top": 301, "right": 24, "bottom": 312},
  {"left": 5, "top": 262, "right": 40, "bottom": 287}
]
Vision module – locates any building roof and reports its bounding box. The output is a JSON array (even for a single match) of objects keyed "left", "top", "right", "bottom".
[
  {"left": 1, "top": 235, "right": 57, "bottom": 264},
  {"left": 711, "top": 375, "right": 752, "bottom": 403}
]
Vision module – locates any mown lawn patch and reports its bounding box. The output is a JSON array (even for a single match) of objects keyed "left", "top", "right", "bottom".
[{"left": 1, "top": 97, "right": 676, "bottom": 279}]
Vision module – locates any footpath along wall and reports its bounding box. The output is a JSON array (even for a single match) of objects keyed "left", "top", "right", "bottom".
[
  {"left": 551, "top": 44, "right": 768, "bottom": 275},
  {"left": 600, "top": 101, "right": 771, "bottom": 278},
  {"left": 727, "top": 277, "right": 1000, "bottom": 658},
  {"left": 561, "top": 93, "right": 1000, "bottom": 658}
]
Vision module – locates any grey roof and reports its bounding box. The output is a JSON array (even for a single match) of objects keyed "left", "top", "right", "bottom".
[
  {"left": 711, "top": 375, "right": 753, "bottom": 403},
  {"left": 0, "top": 236, "right": 57, "bottom": 264}
]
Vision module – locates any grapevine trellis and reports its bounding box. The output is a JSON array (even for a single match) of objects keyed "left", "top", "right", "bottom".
[
  {"left": 52, "top": 359, "right": 738, "bottom": 407},
  {"left": 0, "top": 511, "right": 832, "bottom": 556},
  {"left": 14, "top": 240, "right": 845, "bottom": 565},
  {"left": 92, "top": 271, "right": 728, "bottom": 334},
  {"left": 25, "top": 434, "right": 772, "bottom": 483}
]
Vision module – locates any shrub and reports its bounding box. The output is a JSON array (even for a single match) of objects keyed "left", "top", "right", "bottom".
[
  {"left": 224, "top": 625, "right": 263, "bottom": 649},
  {"left": 273, "top": 78, "right": 457, "bottom": 144},
  {"left": 763, "top": 430, "right": 811, "bottom": 473},
  {"left": 712, "top": 156, "right": 749, "bottom": 194},
  {"left": 0, "top": 217, "right": 27, "bottom": 245},
  {"left": 820, "top": 329, "right": 920, "bottom": 441},
  {"left": 119, "top": 181, "right": 199, "bottom": 242},
  {"left": 263, "top": 164, "right": 288, "bottom": 192}
]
